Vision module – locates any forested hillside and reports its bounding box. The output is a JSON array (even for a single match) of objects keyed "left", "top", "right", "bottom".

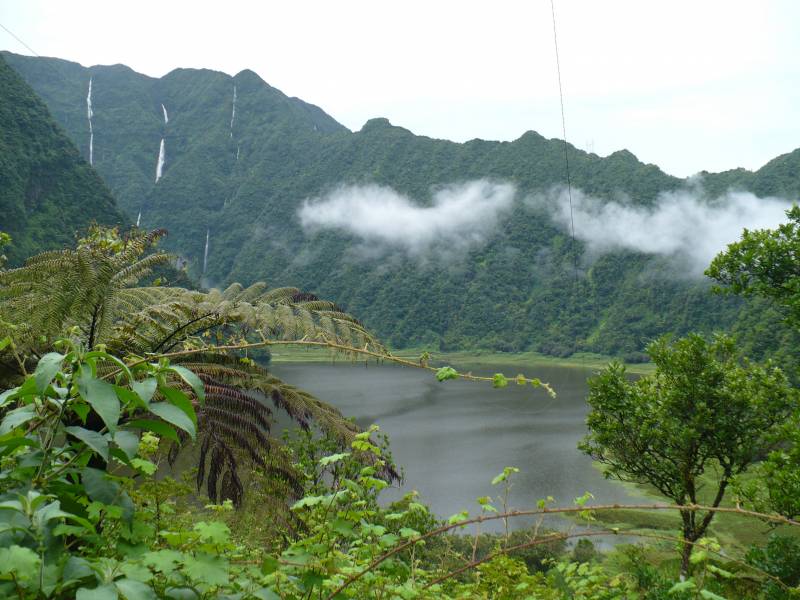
[
  {"left": 5, "top": 51, "right": 799, "bottom": 358},
  {"left": 0, "top": 55, "right": 124, "bottom": 265}
]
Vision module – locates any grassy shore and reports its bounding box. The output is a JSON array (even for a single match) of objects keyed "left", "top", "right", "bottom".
[
  {"left": 268, "top": 345, "right": 655, "bottom": 374},
  {"left": 571, "top": 465, "right": 800, "bottom": 553}
]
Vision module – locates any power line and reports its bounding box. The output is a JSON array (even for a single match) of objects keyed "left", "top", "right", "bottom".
[
  {"left": 549, "top": 0, "right": 580, "bottom": 287},
  {"left": 0, "top": 21, "right": 43, "bottom": 57}
]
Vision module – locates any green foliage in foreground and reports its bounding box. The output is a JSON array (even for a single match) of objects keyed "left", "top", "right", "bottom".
[
  {"left": 708, "top": 205, "right": 800, "bottom": 327},
  {"left": 708, "top": 209, "right": 800, "bottom": 522},
  {"left": 0, "top": 225, "right": 387, "bottom": 506},
  {"left": 581, "top": 333, "right": 797, "bottom": 576},
  {"left": 1, "top": 348, "right": 799, "bottom": 599}
]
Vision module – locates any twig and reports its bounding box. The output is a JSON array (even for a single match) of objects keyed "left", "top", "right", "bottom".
[
  {"left": 112, "top": 339, "right": 554, "bottom": 395},
  {"left": 324, "top": 502, "right": 799, "bottom": 599}
]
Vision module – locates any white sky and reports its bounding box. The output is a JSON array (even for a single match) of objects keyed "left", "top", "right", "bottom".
[{"left": 1, "top": 0, "right": 798, "bottom": 177}]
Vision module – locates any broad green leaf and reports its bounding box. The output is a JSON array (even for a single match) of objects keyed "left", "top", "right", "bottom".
[
  {"left": 131, "top": 378, "right": 157, "bottom": 405},
  {"left": 291, "top": 495, "right": 325, "bottom": 510},
  {"left": 447, "top": 510, "right": 469, "bottom": 525},
  {"left": 319, "top": 452, "right": 350, "bottom": 466},
  {"left": 0, "top": 386, "right": 19, "bottom": 406},
  {"left": 491, "top": 466, "right": 519, "bottom": 485},
  {"left": 706, "top": 564, "right": 733, "bottom": 579},
  {"left": 330, "top": 518, "right": 355, "bottom": 536},
  {"left": 668, "top": 580, "right": 697, "bottom": 593},
  {"left": 114, "top": 578, "right": 157, "bottom": 600},
  {"left": 169, "top": 366, "right": 205, "bottom": 404},
  {"left": 261, "top": 556, "right": 279, "bottom": 575},
  {"left": 130, "top": 458, "right": 157, "bottom": 475},
  {"left": 115, "top": 386, "right": 146, "bottom": 410},
  {"left": 163, "top": 588, "right": 199, "bottom": 600},
  {"left": 84, "top": 351, "right": 133, "bottom": 383},
  {"left": 159, "top": 385, "right": 197, "bottom": 427},
  {"left": 193, "top": 521, "right": 230, "bottom": 544},
  {"left": 0, "top": 405, "right": 36, "bottom": 435},
  {"left": 77, "top": 584, "right": 119, "bottom": 600},
  {"left": 0, "top": 436, "right": 37, "bottom": 457},
  {"left": 53, "top": 524, "right": 88, "bottom": 537},
  {"left": 113, "top": 430, "right": 140, "bottom": 460},
  {"left": 182, "top": 552, "right": 228, "bottom": 586},
  {"left": 436, "top": 366, "right": 459, "bottom": 382},
  {"left": 492, "top": 373, "right": 508, "bottom": 388},
  {"left": 148, "top": 402, "right": 196, "bottom": 440},
  {"left": 61, "top": 556, "right": 94, "bottom": 585},
  {"left": 699, "top": 591, "right": 727, "bottom": 600},
  {"left": 142, "top": 549, "right": 183, "bottom": 575},
  {"left": 73, "top": 401, "right": 91, "bottom": 423},
  {"left": 36, "top": 499, "right": 77, "bottom": 524},
  {"left": 77, "top": 368, "right": 121, "bottom": 433},
  {"left": 81, "top": 467, "right": 135, "bottom": 524},
  {"left": 33, "top": 352, "right": 64, "bottom": 393},
  {"left": 82, "top": 467, "right": 121, "bottom": 504},
  {"left": 127, "top": 419, "right": 178, "bottom": 442},
  {"left": 0, "top": 544, "right": 40, "bottom": 582},
  {"left": 0, "top": 499, "right": 24, "bottom": 512},
  {"left": 119, "top": 562, "right": 153, "bottom": 583},
  {"left": 399, "top": 527, "right": 419, "bottom": 538},
  {"left": 66, "top": 426, "right": 110, "bottom": 461}
]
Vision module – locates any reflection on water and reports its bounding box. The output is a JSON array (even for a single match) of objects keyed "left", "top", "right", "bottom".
[{"left": 271, "top": 361, "right": 642, "bottom": 533}]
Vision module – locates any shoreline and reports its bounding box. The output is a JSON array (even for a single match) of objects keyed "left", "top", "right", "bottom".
[{"left": 267, "top": 346, "right": 655, "bottom": 375}]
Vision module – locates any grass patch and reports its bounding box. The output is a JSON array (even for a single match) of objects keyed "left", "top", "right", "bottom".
[
  {"left": 581, "top": 467, "right": 800, "bottom": 553},
  {"left": 269, "top": 345, "right": 655, "bottom": 374}
]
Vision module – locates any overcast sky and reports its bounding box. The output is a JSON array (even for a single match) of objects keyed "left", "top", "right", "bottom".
[{"left": 1, "top": 0, "right": 798, "bottom": 177}]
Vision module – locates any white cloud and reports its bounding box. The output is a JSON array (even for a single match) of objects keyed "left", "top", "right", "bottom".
[
  {"left": 532, "top": 185, "right": 795, "bottom": 276},
  {"left": 298, "top": 180, "right": 515, "bottom": 261}
]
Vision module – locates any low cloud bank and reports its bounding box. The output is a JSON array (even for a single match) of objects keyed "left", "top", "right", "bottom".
[
  {"left": 531, "top": 186, "right": 794, "bottom": 275},
  {"left": 298, "top": 180, "right": 515, "bottom": 260}
]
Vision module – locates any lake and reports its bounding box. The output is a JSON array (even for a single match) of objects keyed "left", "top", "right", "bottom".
[{"left": 271, "top": 360, "right": 642, "bottom": 532}]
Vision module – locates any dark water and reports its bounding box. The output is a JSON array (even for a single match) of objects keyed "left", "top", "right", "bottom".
[{"left": 271, "top": 361, "right": 642, "bottom": 533}]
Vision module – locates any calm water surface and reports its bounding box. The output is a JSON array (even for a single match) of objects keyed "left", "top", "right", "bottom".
[{"left": 271, "top": 361, "right": 641, "bottom": 532}]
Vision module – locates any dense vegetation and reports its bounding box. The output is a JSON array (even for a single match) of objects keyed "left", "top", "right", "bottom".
[
  {"left": 5, "top": 51, "right": 800, "bottom": 362},
  {"left": 1, "top": 221, "right": 800, "bottom": 598},
  {"left": 4, "top": 49, "right": 800, "bottom": 599},
  {"left": 0, "top": 55, "right": 125, "bottom": 265}
]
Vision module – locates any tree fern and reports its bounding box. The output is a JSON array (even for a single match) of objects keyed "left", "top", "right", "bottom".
[{"left": 0, "top": 226, "right": 391, "bottom": 505}]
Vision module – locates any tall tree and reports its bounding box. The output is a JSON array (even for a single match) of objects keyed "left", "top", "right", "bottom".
[
  {"left": 707, "top": 205, "right": 800, "bottom": 327},
  {"left": 579, "top": 334, "right": 796, "bottom": 577},
  {"left": 707, "top": 206, "right": 800, "bottom": 520}
]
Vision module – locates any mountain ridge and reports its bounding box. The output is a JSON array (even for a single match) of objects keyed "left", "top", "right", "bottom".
[
  {"left": 0, "top": 54, "right": 125, "bottom": 265},
  {"left": 4, "top": 50, "right": 798, "bottom": 361}
]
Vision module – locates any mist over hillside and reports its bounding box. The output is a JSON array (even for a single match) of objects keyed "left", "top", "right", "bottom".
[{"left": 5, "top": 50, "right": 800, "bottom": 359}]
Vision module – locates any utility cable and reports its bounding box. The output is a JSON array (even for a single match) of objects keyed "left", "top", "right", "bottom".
[{"left": 549, "top": 0, "right": 580, "bottom": 288}]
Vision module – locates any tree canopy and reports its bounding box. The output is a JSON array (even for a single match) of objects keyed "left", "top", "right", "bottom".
[{"left": 580, "top": 333, "right": 797, "bottom": 574}]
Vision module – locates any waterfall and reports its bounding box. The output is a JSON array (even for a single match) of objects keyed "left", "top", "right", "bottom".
[
  {"left": 230, "top": 85, "right": 237, "bottom": 138},
  {"left": 161, "top": 103, "right": 168, "bottom": 125},
  {"left": 202, "top": 228, "right": 210, "bottom": 274},
  {"left": 155, "top": 138, "right": 165, "bottom": 183},
  {"left": 136, "top": 211, "right": 142, "bottom": 227},
  {"left": 236, "top": 145, "right": 240, "bottom": 161},
  {"left": 86, "top": 77, "right": 94, "bottom": 165}
]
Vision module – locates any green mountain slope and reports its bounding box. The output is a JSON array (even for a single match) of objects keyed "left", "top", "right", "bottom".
[
  {"left": 0, "top": 54, "right": 124, "bottom": 264},
  {"left": 5, "top": 51, "right": 799, "bottom": 359}
]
